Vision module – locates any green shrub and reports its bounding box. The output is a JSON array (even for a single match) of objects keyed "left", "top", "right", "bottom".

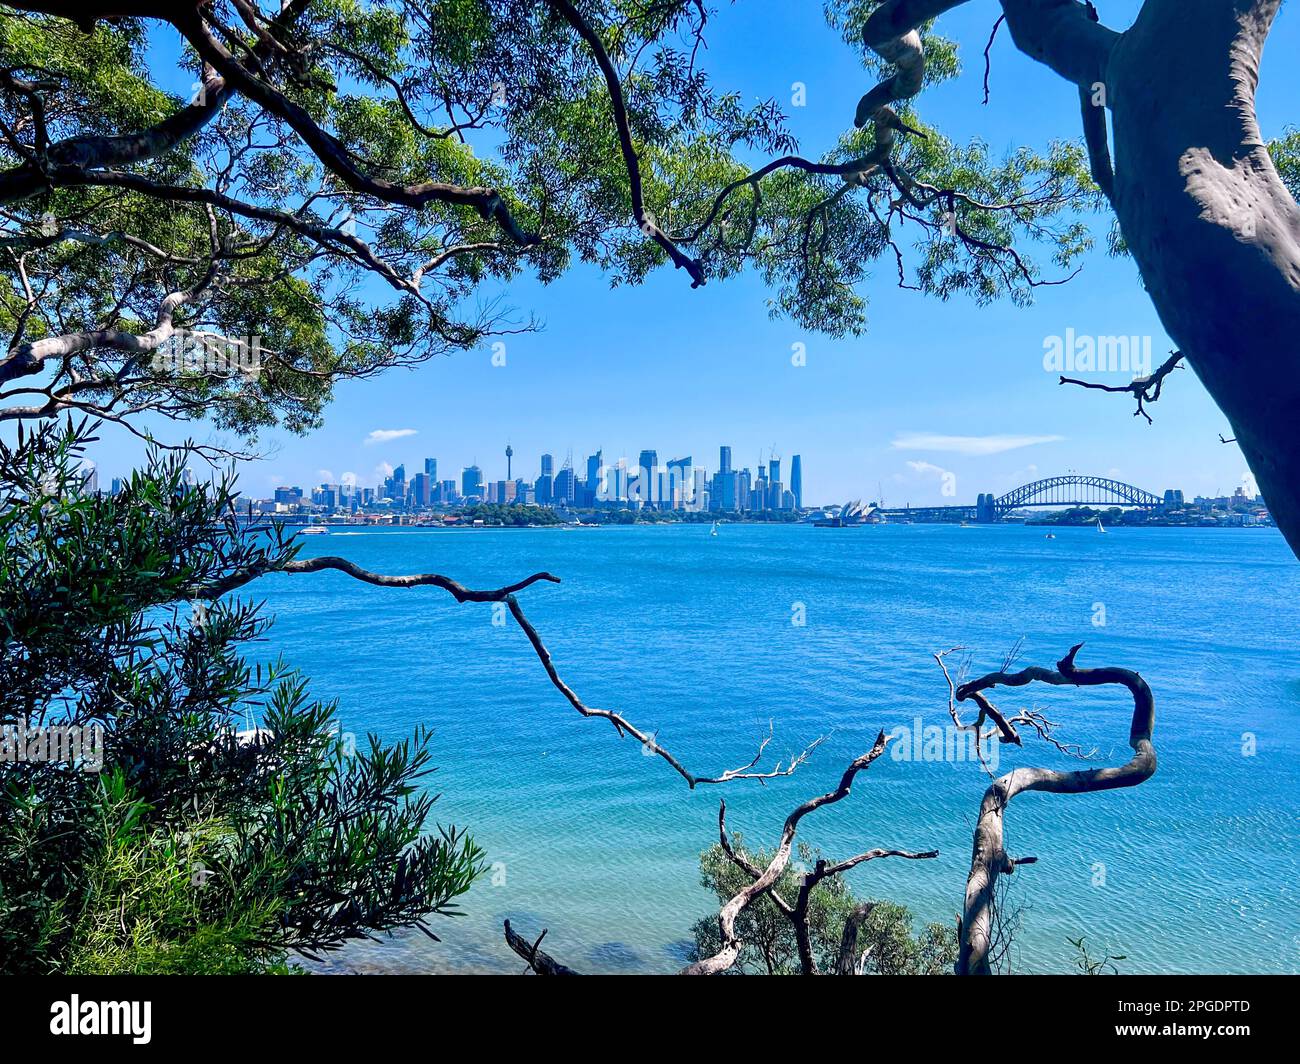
[{"left": 1, "top": 421, "right": 484, "bottom": 973}]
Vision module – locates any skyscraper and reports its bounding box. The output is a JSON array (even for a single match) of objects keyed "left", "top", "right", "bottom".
[
  {"left": 635, "top": 450, "right": 656, "bottom": 505},
  {"left": 541, "top": 453, "right": 554, "bottom": 478},
  {"left": 719, "top": 445, "right": 732, "bottom": 474},
  {"left": 554, "top": 465, "right": 575, "bottom": 504},
  {"left": 424, "top": 457, "right": 437, "bottom": 479},
  {"left": 535, "top": 471, "right": 553, "bottom": 505},
  {"left": 790, "top": 455, "right": 803, "bottom": 509},
  {"left": 461, "top": 464, "right": 483, "bottom": 500},
  {"left": 668, "top": 456, "right": 692, "bottom": 509}
]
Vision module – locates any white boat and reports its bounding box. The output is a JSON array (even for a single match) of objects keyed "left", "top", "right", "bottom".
[
  {"left": 1096, "top": 516, "right": 1108, "bottom": 534},
  {"left": 300, "top": 525, "right": 329, "bottom": 535},
  {"left": 1045, "top": 533, "right": 1056, "bottom": 539},
  {"left": 710, "top": 521, "right": 718, "bottom": 537}
]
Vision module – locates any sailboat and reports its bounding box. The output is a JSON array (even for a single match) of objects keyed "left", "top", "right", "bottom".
[
  {"left": 1096, "top": 516, "right": 1108, "bottom": 534},
  {"left": 710, "top": 521, "right": 719, "bottom": 537}
]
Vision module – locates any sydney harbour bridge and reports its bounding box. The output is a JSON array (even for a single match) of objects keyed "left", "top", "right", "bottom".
[{"left": 875, "top": 474, "right": 1165, "bottom": 523}]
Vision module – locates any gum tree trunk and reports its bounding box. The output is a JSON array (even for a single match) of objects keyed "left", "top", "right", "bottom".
[
  {"left": 1005, "top": 0, "right": 1300, "bottom": 555},
  {"left": 1105, "top": 0, "right": 1300, "bottom": 554}
]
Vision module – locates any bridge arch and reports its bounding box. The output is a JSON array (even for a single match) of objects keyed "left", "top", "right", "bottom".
[{"left": 992, "top": 475, "right": 1162, "bottom": 515}]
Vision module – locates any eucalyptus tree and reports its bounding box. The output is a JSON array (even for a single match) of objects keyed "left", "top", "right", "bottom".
[
  {"left": 4, "top": 2, "right": 1296, "bottom": 549},
  {"left": 1, "top": 2, "right": 1297, "bottom": 546},
  {"left": 0, "top": 1, "right": 1092, "bottom": 441}
]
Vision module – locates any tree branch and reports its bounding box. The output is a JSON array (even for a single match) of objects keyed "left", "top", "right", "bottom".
[
  {"left": 682, "top": 730, "right": 900, "bottom": 975},
  {"left": 953, "top": 643, "right": 1157, "bottom": 974},
  {"left": 1060, "top": 350, "right": 1184, "bottom": 424},
  {"left": 503, "top": 920, "right": 581, "bottom": 975},
  {"left": 544, "top": 0, "right": 704, "bottom": 285},
  {"left": 206, "top": 555, "right": 817, "bottom": 791},
  {"left": 998, "top": 0, "right": 1120, "bottom": 90}
]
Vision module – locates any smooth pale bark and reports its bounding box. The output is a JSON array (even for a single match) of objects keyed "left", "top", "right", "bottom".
[
  {"left": 954, "top": 645, "right": 1156, "bottom": 975},
  {"left": 991, "top": 1, "right": 1300, "bottom": 554},
  {"left": 871, "top": 2, "right": 1300, "bottom": 554},
  {"left": 1102, "top": 0, "right": 1300, "bottom": 555}
]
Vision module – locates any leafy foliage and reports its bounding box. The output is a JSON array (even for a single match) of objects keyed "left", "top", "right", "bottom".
[
  {"left": 688, "top": 837, "right": 957, "bottom": 975},
  {"left": 0, "top": 1, "right": 1112, "bottom": 443},
  {"left": 0, "top": 419, "right": 484, "bottom": 973},
  {"left": 455, "top": 502, "right": 561, "bottom": 526},
  {"left": 1068, "top": 935, "right": 1125, "bottom": 975}
]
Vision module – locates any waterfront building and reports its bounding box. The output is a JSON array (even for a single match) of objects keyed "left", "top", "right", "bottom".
[{"left": 790, "top": 455, "right": 803, "bottom": 509}]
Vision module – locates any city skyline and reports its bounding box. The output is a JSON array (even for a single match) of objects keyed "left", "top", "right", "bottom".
[
  {"left": 223, "top": 433, "right": 1233, "bottom": 515},
  {"left": 85, "top": 424, "right": 1253, "bottom": 514},
  {"left": 269, "top": 442, "right": 806, "bottom": 514}
]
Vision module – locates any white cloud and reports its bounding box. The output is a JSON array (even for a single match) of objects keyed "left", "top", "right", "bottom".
[
  {"left": 364, "top": 428, "right": 418, "bottom": 446},
  {"left": 317, "top": 469, "right": 335, "bottom": 483},
  {"left": 340, "top": 471, "right": 357, "bottom": 487},
  {"left": 905, "top": 460, "right": 948, "bottom": 478},
  {"left": 891, "top": 432, "right": 1064, "bottom": 456},
  {"left": 373, "top": 462, "right": 394, "bottom": 480}
]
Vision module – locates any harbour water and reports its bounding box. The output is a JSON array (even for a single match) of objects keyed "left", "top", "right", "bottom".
[{"left": 247, "top": 522, "right": 1300, "bottom": 973}]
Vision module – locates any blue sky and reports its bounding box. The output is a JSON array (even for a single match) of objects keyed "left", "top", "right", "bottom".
[{"left": 72, "top": 1, "right": 1300, "bottom": 506}]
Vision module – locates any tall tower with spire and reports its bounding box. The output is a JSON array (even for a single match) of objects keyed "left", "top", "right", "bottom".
[{"left": 506, "top": 443, "right": 513, "bottom": 481}]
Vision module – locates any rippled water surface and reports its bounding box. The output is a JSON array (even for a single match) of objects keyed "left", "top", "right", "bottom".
[{"left": 249, "top": 522, "right": 1300, "bottom": 973}]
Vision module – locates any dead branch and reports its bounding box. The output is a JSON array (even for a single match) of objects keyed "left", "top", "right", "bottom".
[
  {"left": 503, "top": 920, "right": 581, "bottom": 976},
  {"left": 207, "top": 555, "right": 820, "bottom": 790},
  {"left": 1060, "top": 350, "right": 1183, "bottom": 424},
  {"left": 982, "top": 15, "right": 1006, "bottom": 105},
  {"left": 681, "top": 729, "right": 934, "bottom": 975},
  {"left": 507, "top": 741, "right": 938, "bottom": 976},
  {"left": 952, "top": 643, "right": 1157, "bottom": 975},
  {"left": 789, "top": 847, "right": 938, "bottom": 975}
]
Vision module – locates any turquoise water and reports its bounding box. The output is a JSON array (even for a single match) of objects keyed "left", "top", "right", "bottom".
[{"left": 248, "top": 523, "right": 1300, "bottom": 974}]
